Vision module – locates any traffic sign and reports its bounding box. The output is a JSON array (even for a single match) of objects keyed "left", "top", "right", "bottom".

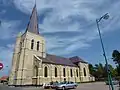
[{"left": 0, "top": 63, "right": 3, "bottom": 70}]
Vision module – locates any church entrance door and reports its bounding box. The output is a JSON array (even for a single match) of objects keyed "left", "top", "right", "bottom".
[{"left": 32, "top": 78, "right": 37, "bottom": 85}]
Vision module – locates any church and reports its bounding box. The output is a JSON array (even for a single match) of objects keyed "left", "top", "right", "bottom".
[{"left": 8, "top": 4, "right": 94, "bottom": 86}]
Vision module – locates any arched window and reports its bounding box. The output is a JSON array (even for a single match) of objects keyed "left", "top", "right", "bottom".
[
  {"left": 44, "top": 67, "right": 48, "bottom": 77},
  {"left": 83, "top": 68, "right": 86, "bottom": 76},
  {"left": 31, "top": 39, "right": 34, "bottom": 49},
  {"left": 34, "top": 66, "right": 38, "bottom": 77},
  {"left": 76, "top": 69, "right": 78, "bottom": 77},
  {"left": 55, "top": 67, "right": 57, "bottom": 77},
  {"left": 22, "top": 40, "right": 24, "bottom": 47},
  {"left": 20, "top": 42, "right": 22, "bottom": 50},
  {"left": 37, "top": 41, "right": 39, "bottom": 51},
  {"left": 63, "top": 68, "right": 66, "bottom": 77},
  {"left": 70, "top": 69, "right": 73, "bottom": 77}
]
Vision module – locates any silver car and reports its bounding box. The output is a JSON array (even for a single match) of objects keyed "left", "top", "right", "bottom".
[{"left": 55, "top": 81, "right": 78, "bottom": 90}]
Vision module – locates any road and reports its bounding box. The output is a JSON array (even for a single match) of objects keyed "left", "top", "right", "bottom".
[
  {"left": 0, "top": 82, "right": 119, "bottom": 90},
  {"left": 76, "top": 82, "right": 119, "bottom": 90}
]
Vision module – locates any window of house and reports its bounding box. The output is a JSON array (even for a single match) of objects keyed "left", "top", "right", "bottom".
[
  {"left": 20, "top": 42, "right": 22, "bottom": 51},
  {"left": 31, "top": 39, "right": 34, "bottom": 49},
  {"left": 83, "top": 68, "right": 86, "bottom": 76},
  {"left": 44, "top": 67, "right": 48, "bottom": 77},
  {"left": 70, "top": 69, "right": 73, "bottom": 77},
  {"left": 63, "top": 68, "right": 66, "bottom": 77},
  {"left": 37, "top": 41, "right": 39, "bottom": 51},
  {"left": 34, "top": 66, "right": 38, "bottom": 77},
  {"left": 22, "top": 40, "right": 24, "bottom": 47},
  {"left": 55, "top": 67, "right": 57, "bottom": 77},
  {"left": 76, "top": 69, "right": 78, "bottom": 77}
]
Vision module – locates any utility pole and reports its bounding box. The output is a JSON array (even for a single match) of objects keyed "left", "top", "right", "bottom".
[
  {"left": 0, "top": 20, "right": 1, "bottom": 26},
  {"left": 96, "top": 13, "right": 114, "bottom": 90}
]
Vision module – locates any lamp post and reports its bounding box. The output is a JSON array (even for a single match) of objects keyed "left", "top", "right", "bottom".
[
  {"left": 96, "top": 13, "right": 114, "bottom": 90},
  {"left": 0, "top": 20, "right": 1, "bottom": 26}
]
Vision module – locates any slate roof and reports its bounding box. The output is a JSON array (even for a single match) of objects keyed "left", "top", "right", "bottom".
[
  {"left": 69, "top": 56, "right": 88, "bottom": 64},
  {"left": 26, "top": 4, "right": 39, "bottom": 35},
  {"left": 38, "top": 54, "right": 87, "bottom": 67}
]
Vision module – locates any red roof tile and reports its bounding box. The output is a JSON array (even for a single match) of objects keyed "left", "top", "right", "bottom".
[{"left": 0, "top": 76, "right": 8, "bottom": 80}]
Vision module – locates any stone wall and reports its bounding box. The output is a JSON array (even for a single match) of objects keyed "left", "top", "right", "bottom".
[
  {"left": 78, "top": 62, "right": 90, "bottom": 82},
  {"left": 28, "top": 63, "right": 91, "bottom": 85},
  {"left": 9, "top": 59, "right": 91, "bottom": 85}
]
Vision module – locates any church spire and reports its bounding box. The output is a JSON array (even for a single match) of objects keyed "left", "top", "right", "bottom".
[{"left": 26, "top": 3, "right": 39, "bottom": 34}]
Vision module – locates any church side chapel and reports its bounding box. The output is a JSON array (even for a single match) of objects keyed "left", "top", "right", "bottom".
[{"left": 8, "top": 4, "right": 95, "bottom": 86}]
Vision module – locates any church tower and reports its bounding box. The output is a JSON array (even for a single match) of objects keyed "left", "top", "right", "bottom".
[{"left": 9, "top": 4, "right": 46, "bottom": 85}]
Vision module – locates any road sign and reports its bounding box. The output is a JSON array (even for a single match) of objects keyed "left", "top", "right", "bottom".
[{"left": 0, "top": 63, "right": 3, "bottom": 70}]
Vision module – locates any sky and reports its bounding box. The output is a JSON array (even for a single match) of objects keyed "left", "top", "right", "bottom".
[{"left": 0, "top": 0, "right": 120, "bottom": 76}]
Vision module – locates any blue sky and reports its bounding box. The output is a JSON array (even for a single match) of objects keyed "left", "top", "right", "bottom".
[{"left": 0, "top": 0, "right": 120, "bottom": 76}]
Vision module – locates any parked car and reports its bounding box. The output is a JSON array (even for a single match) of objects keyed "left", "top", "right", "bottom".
[
  {"left": 44, "top": 82, "right": 58, "bottom": 89},
  {"left": 105, "top": 79, "right": 119, "bottom": 85},
  {"left": 44, "top": 83, "right": 51, "bottom": 89},
  {"left": 51, "top": 82, "right": 60, "bottom": 89},
  {"left": 54, "top": 81, "right": 78, "bottom": 90}
]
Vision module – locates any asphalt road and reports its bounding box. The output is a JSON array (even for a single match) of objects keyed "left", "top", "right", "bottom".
[
  {"left": 75, "top": 82, "right": 119, "bottom": 90},
  {"left": 0, "top": 82, "right": 120, "bottom": 90}
]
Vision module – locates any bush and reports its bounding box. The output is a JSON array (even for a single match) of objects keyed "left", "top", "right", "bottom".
[{"left": 115, "top": 76, "right": 120, "bottom": 80}]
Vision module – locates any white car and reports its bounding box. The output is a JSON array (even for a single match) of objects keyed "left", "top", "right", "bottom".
[{"left": 55, "top": 81, "right": 78, "bottom": 90}]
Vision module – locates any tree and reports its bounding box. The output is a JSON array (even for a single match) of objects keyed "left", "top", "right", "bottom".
[
  {"left": 94, "top": 63, "right": 105, "bottom": 80},
  {"left": 97, "top": 63, "right": 104, "bottom": 78},
  {"left": 112, "top": 50, "right": 120, "bottom": 76},
  {"left": 89, "top": 63, "right": 117, "bottom": 81},
  {"left": 104, "top": 64, "right": 118, "bottom": 77},
  {"left": 112, "top": 68, "right": 118, "bottom": 77},
  {"left": 116, "top": 65, "right": 120, "bottom": 76},
  {"left": 112, "top": 50, "right": 120, "bottom": 65},
  {"left": 108, "top": 64, "right": 116, "bottom": 77},
  {"left": 89, "top": 64, "right": 95, "bottom": 76}
]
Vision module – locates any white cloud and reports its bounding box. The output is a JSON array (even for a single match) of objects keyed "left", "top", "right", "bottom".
[
  {"left": 0, "top": 19, "right": 22, "bottom": 76},
  {"left": 0, "top": 46, "right": 13, "bottom": 76},
  {"left": 0, "top": 20, "right": 21, "bottom": 40},
  {"left": 0, "top": 10, "right": 6, "bottom": 14},
  {"left": 0, "top": 46, "right": 13, "bottom": 62},
  {"left": 7, "top": 44, "right": 15, "bottom": 50},
  {"left": 0, "top": 0, "right": 13, "bottom": 6},
  {"left": 13, "top": 0, "right": 120, "bottom": 55}
]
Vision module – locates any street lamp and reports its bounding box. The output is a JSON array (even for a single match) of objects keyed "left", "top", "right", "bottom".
[
  {"left": 0, "top": 20, "right": 1, "bottom": 26},
  {"left": 96, "top": 13, "right": 114, "bottom": 90}
]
